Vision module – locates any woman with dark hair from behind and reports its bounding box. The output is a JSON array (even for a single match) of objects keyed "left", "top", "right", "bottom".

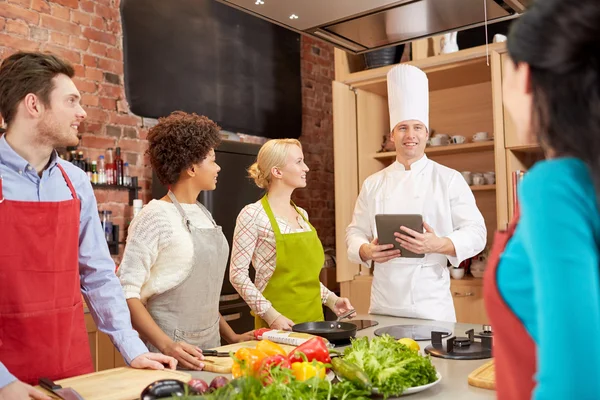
[{"left": 484, "top": 0, "right": 600, "bottom": 399}]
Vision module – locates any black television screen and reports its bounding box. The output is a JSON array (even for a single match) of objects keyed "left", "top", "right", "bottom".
[{"left": 121, "top": 0, "right": 302, "bottom": 139}]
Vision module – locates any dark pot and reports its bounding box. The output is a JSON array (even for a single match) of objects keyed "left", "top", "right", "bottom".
[{"left": 364, "top": 44, "right": 405, "bottom": 69}]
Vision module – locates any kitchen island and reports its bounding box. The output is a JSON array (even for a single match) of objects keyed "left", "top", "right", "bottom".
[{"left": 190, "top": 314, "right": 495, "bottom": 399}]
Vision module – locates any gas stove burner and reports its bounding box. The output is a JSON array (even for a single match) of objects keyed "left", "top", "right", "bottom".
[
  {"left": 476, "top": 324, "right": 493, "bottom": 338},
  {"left": 424, "top": 329, "right": 492, "bottom": 360}
]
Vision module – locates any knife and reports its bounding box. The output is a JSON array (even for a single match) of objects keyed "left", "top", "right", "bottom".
[
  {"left": 201, "top": 349, "right": 231, "bottom": 357},
  {"left": 39, "top": 377, "right": 84, "bottom": 400}
]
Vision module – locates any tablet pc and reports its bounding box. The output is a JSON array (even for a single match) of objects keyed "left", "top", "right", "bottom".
[{"left": 375, "top": 214, "right": 424, "bottom": 259}]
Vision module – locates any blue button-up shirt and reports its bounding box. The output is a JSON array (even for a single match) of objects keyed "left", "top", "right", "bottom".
[{"left": 0, "top": 135, "right": 148, "bottom": 388}]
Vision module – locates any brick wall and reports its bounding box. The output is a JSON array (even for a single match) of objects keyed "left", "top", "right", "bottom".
[{"left": 0, "top": 0, "right": 336, "bottom": 254}]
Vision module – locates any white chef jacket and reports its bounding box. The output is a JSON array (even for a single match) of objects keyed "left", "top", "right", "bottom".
[{"left": 346, "top": 155, "right": 486, "bottom": 321}]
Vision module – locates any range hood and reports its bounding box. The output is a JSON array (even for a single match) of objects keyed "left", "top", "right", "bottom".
[{"left": 215, "top": 0, "right": 531, "bottom": 54}]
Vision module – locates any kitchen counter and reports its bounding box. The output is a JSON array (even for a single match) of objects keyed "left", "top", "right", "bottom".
[{"left": 190, "top": 314, "right": 495, "bottom": 399}]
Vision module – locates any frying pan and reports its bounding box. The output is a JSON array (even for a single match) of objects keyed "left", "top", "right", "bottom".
[{"left": 291, "top": 309, "right": 358, "bottom": 341}]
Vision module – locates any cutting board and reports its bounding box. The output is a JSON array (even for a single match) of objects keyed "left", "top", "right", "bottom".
[
  {"left": 35, "top": 367, "right": 191, "bottom": 400},
  {"left": 203, "top": 340, "right": 296, "bottom": 374},
  {"left": 468, "top": 359, "right": 495, "bottom": 390}
]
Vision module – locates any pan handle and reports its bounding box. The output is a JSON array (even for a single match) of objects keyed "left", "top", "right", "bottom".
[{"left": 336, "top": 309, "right": 356, "bottom": 321}]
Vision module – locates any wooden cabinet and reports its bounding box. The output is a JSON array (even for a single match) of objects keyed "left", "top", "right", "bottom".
[
  {"left": 450, "top": 277, "right": 488, "bottom": 325},
  {"left": 333, "top": 43, "right": 508, "bottom": 324}
]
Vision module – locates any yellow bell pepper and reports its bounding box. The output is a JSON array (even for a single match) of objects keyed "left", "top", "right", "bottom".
[
  {"left": 256, "top": 339, "right": 287, "bottom": 357},
  {"left": 291, "top": 361, "right": 326, "bottom": 381}
]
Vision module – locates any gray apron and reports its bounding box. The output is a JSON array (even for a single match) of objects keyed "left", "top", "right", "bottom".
[{"left": 145, "top": 191, "right": 229, "bottom": 355}]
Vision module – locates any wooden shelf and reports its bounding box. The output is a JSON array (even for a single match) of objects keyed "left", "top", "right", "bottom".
[
  {"left": 507, "top": 143, "right": 543, "bottom": 153},
  {"left": 373, "top": 141, "right": 494, "bottom": 159},
  {"left": 471, "top": 184, "right": 496, "bottom": 192}
]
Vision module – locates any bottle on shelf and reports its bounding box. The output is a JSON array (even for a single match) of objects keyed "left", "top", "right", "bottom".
[
  {"left": 115, "top": 147, "right": 124, "bottom": 186},
  {"left": 123, "top": 162, "right": 130, "bottom": 187},
  {"left": 77, "top": 151, "right": 86, "bottom": 171},
  {"left": 91, "top": 161, "right": 98, "bottom": 184},
  {"left": 85, "top": 157, "right": 92, "bottom": 181},
  {"left": 100, "top": 210, "right": 113, "bottom": 242},
  {"left": 106, "top": 148, "right": 115, "bottom": 185},
  {"left": 97, "top": 155, "right": 106, "bottom": 185}
]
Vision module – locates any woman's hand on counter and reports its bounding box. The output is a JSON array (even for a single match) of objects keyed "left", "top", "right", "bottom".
[
  {"left": 0, "top": 380, "right": 51, "bottom": 400},
  {"left": 270, "top": 315, "right": 295, "bottom": 331},
  {"left": 159, "top": 341, "right": 204, "bottom": 371},
  {"left": 131, "top": 351, "right": 179, "bottom": 371},
  {"left": 233, "top": 331, "right": 256, "bottom": 343},
  {"left": 333, "top": 297, "right": 356, "bottom": 319}
]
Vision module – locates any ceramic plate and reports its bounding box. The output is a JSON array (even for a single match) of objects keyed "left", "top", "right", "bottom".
[{"left": 337, "top": 371, "right": 441, "bottom": 398}]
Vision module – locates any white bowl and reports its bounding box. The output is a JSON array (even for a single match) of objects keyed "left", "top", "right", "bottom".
[{"left": 450, "top": 268, "right": 465, "bottom": 279}]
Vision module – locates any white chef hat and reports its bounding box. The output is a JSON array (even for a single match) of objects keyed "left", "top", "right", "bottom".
[{"left": 387, "top": 64, "right": 429, "bottom": 132}]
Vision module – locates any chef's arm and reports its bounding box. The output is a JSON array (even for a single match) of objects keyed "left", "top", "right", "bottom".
[
  {"left": 434, "top": 237, "right": 457, "bottom": 257},
  {"left": 77, "top": 182, "right": 148, "bottom": 364},
  {"left": 445, "top": 173, "right": 487, "bottom": 266},
  {"left": 346, "top": 181, "right": 374, "bottom": 268}
]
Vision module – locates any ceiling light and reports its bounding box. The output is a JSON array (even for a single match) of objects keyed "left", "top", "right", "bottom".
[
  {"left": 289, "top": 14, "right": 298, "bottom": 19},
  {"left": 255, "top": 0, "right": 264, "bottom": 4}
]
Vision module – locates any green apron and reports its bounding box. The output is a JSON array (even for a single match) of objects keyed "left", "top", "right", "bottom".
[{"left": 255, "top": 195, "right": 325, "bottom": 329}]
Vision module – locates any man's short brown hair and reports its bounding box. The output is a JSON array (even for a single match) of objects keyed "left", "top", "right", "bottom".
[
  {"left": 0, "top": 52, "right": 74, "bottom": 125},
  {"left": 147, "top": 111, "right": 222, "bottom": 185}
]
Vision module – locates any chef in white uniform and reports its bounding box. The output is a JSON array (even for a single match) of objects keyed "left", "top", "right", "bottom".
[{"left": 345, "top": 64, "right": 486, "bottom": 322}]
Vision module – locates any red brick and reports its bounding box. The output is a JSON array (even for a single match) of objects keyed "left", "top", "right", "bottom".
[
  {"left": 99, "top": 97, "right": 116, "bottom": 111},
  {"left": 117, "top": 140, "right": 148, "bottom": 156},
  {"left": 49, "top": 31, "right": 69, "bottom": 46},
  {"left": 85, "top": 107, "right": 108, "bottom": 122},
  {"left": 88, "top": 41, "right": 108, "bottom": 57},
  {"left": 83, "top": 27, "right": 116, "bottom": 46},
  {"left": 42, "top": 44, "right": 80, "bottom": 64},
  {"left": 40, "top": 15, "right": 80, "bottom": 36},
  {"left": 70, "top": 36, "right": 90, "bottom": 51},
  {"left": 93, "top": 189, "right": 108, "bottom": 204},
  {"left": 94, "top": 3, "right": 114, "bottom": 19},
  {"left": 80, "top": 1, "right": 94, "bottom": 13},
  {"left": 98, "top": 58, "right": 122, "bottom": 75},
  {"left": 6, "top": 20, "right": 28, "bottom": 37},
  {"left": 0, "top": 3, "right": 40, "bottom": 24},
  {"left": 106, "top": 19, "right": 121, "bottom": 35},
  {"left": 71, "top": 10, "right": 91, "bottom": 26},
  {"left": 79, "top": 121, "right": 103, "bottom": 134},
  {"left": 73, "top": 77, "right": 97, "bottom": 93},
  {"left": 52, "top": 0, "right": 78, "bottom": 9},
  {"left": 110, "top": 113, "right": 141, "bottom": 127},
  {"left": 81, "top": 93, "right": 99, "bottom": 107},
  {"left": 99, "top": 84, "right": 122, "bottom": 98},
  {"left": 73, "top": 63, "right": 84, "bottom": 76},
  {"left": 29, "top": 27, "right": 49, "bottom": 41},
  {"left": 80, "top": 134, "right": 116, "bottom": 149},
  {"left": 31, "top": 0, "right": 50, "bottom": 13},
  {"left": 106, "top": 47, "right": 122, "bottom": 62},
  {"left": 50, "top": 3, "right": 70, "bottom": 20},
  {"left": 83, "top": 54, "right": 98, "bottom": 68},
  {"left": 138, "top": 128, "right": 148, "bottom": 140},
  {"left": 116, "top": 99, "right": 129, "bottom": 114},
  {"left": 0, "top": 33, "right": 39, "bottom": 52},
  {"left": 8, "top": 0, "right": 31, "bottom": 8},
  {"left": 91, "top": 16, "right": 106, "bottom": 31},
  {"left": 84, "top": 67, "right": 103, "bottom": 82},
  {"left": 0, "top": 18, "right": 5, "bottom": 32}
]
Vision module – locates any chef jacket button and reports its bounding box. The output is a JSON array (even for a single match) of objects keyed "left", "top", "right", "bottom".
[{"left": 18, "top": 170, "right": 22, "bottom": 174}]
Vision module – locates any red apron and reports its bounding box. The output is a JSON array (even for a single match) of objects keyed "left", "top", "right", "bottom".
[
  {"left": 0, "top": 164, "right": 93, "bottom": 385},
  {"left": 483, "top": 209, "right": 536, "bottom": 399}
]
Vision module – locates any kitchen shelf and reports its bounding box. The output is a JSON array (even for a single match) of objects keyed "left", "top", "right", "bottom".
[
  {"left": 373, "top": 141, "right": 494, "bottom": 159},
  {"left": 471, "top": 184, "right": 496, "bottom": 192},
  {"left": 507, "top": 143, "right": 543, "bottom": 153},
  {"left": 92, "top": 184, "right": 141, "bottom": 205}
]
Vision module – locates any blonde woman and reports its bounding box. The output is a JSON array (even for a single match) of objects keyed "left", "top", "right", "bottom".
[{"left": 230, "top": 139, "right": 354, "bottom": 330}]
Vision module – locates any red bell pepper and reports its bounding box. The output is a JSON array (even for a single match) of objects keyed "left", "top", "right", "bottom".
[
  {"left": 258, "top": 354, "right": 291, "bottom": 385},
  {"left": 254, "top": 328, "right": 272, "bottom": 340},
  {"left": 287, "top": 337, "right": 331, "bottom": 364}
]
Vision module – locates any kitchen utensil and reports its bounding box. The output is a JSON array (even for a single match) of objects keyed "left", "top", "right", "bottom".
[
  {"left": 451, "top": 135, "right": 466, "bottom": 144},
  {"left": 200, "top": 349, "right": 231, "bottom": 357},
  {"left": 473, "top": 131, "right": 489, "bottom": 141},
  {"left": 35, "top": 368, "right": 191, "bottom": 400},
  {"left": 472, "top": 173, "right": 486, "bottom": 186},
  {"left": 461, "top": 171, "right": 473, "bottom": 185},
  {"left": 374, "top": 324, "right": 452, "bottom": 341},
  {"left": 39, "top": 377, "right": 86, "bottom": 400},
  {"left": 292, "top": 321, "right": 357, "bottom": 341},
  {"left": 468, "top": 360, "right": 495, "bottom": 390},
  {"left": 484, "top": 172, "right": 496, "bottom": 184},
  {"left": 202, "top": 340, "right": 296, "bottom": 373},
  {"left": 336, "top": 308, "right": 356, "bottom": 321}
]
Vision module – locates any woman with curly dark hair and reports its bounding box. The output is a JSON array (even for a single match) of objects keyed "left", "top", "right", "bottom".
[{"left": 118, "top": 111, "right": 253, "bottom": 371}]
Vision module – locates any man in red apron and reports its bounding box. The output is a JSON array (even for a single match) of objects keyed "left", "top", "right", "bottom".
[{"left": 0, "top": 52, "right": 176, "bottom": 399}]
